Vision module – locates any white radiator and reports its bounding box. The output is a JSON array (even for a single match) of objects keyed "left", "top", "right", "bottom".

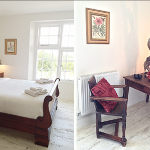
[{"left": 78, "top": 71, "right": 119, "bottom": 116}]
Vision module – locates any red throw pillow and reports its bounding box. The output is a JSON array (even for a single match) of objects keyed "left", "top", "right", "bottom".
[{"left": 91, "top": 77, "right": 118, "bottom": 112}]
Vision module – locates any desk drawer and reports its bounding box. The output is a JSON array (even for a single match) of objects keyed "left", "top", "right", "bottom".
[{"left": 125, "top": 79, "right": 150, "bottom": 95}]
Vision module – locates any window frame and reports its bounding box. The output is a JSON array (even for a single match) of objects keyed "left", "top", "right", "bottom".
[{"left": 33, "top": 20, "right": 74, "bottom": 82}]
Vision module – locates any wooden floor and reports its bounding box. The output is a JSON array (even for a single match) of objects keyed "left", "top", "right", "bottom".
[
  {"left": 77, "top": 100, "right": 150, "bottom": 150},
  {"left": 0, "top": 99, "right": 74, "bottom": 150}
]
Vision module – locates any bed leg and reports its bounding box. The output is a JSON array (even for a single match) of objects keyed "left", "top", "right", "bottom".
[
  {"left": 34, "top": 134, "right": 49, "bottom": 147},
  {"left": 34, "top": 127, "right": 50, "bottom": 147}
]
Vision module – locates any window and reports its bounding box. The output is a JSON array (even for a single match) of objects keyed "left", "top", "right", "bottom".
[
  {"left": 39, "top": 26, "right": 59, "bottom": 45},
  {"left": 35, "top": 21, "right": 74, "bottom": 81}
]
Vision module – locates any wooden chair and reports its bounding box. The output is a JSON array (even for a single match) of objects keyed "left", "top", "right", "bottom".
[{"left": 88, "top": 76, "right": 129, "bottom": 146}]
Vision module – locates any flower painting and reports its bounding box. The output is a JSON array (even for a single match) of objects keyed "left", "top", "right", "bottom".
[
  {"left": 86, "top": 8, "right": 110, "bottom": 44},
  {"left": 5, "top": 39, "right": 17, "bottom": 55},
  {"left": 92, "top": 15, "right": 106, "bottom": 39},
  {"left": 7, "top": 41, "right": 15, "bottom": 52}
]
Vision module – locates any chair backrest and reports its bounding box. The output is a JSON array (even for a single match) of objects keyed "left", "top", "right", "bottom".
[{"left": 88, "top": 75, "right": 96, "bottom": 96}]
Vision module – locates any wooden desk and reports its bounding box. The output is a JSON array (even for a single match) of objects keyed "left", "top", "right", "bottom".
[
  {"left": 123, "top": 73, "right": 150, "bottom": 102},
  {"left": 0, "top": 72, "right": 4, "bottom": 77}
]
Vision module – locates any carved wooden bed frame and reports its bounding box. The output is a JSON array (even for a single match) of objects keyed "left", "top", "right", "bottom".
[{"left": 0, "top": 78, "right": 60, "bottom": 147}]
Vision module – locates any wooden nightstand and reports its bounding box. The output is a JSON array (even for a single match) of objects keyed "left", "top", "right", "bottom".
[{"left": 0, "top": 72, "right": 4, "bottom": 77}]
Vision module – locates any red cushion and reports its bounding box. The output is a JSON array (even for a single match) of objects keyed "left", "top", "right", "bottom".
[{"left": 91, "top": 77, "right": 118, "bottom": 112}]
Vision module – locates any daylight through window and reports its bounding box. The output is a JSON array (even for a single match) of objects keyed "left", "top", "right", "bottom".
[{"left": 35, "top": 21, "right": 74, "bottom": 81}]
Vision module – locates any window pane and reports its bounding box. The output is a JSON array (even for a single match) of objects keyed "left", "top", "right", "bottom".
[
  {"left": 53, "top": 51, "right": 58, "bottom": 60},
  {"left": 61, "top": 72, "right": 65, "bottom": 79},
  {"left": 50, "top": 27, "right": 59, "bottom": 35},
  {"left": 38, "top": 50, "right": 43, "bottom": 59},
  {"left": 63, "top": 24, "right": 69, "bottom": 35},
  {"left": 68, "top": 36, "right": 74, "bottom": 47},
  {"left": 61, "top": 36, "right": 68, "bottom": 47},
  {"left": 43, "top": 50, "right": 52, "bottom": 60},
  {"left": 43, "top": 60, "right": 51, "bottom": 70},
  {"left": 62, "top": 61, "right": 66, "bottom": 71},
  {"left": 51, "top": 71, "right": 57, "bottom": 79},
  {"left": 49, "top": 36, "right": 58, "bottom": 44},
  {"left": 42, "top": 71, "right": 56, "bottom": 79},
  {"left": 37, "top": 70, "right": 42, "bottom": 78},
  {"left": 36, "top": 50, "right": 58, "bottom": 79},
  {"left": 40, "top": 27, "right": 49, "bottom": 35},
  {"left": 62, "top": 52, "right": 67, "bottom": 60},
  {"left": 52, "top": 61, "right": 57, "bottom": 70},
  {"left": 61, "top": 51, "right": 74, "bottom": 80},
  {"left": 61, "top": 24, "right": 74, "bottom": 47},
  {"left": 69, "top": 24, "right": 74, "bottom": 35},
  {"left": 42, "top": 70, "right": 57, "bottom": 79},
  {"left": 42, "top": 70, "right": 50, "bottom": 78},
  {"left": 67, "top": 52, "right": 74, "bottom": 60},
  {"left": 38, "top": 60, "right": 42, "bottom": 69},
  {"left": 66, "top": 62, "right": 74, "bottom": 72},
  {"left": 65, "top": 72, "right": 74, "bottom": 80},
  {"left": 40, "top": 36, "right": 49, "bottom": 45}
]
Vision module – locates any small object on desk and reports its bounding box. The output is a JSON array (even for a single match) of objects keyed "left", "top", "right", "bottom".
[
  {"left": 134, "top": 74, "right": 142, "bottom": 79},
  {"left": 145, "top": 71, "right": 150, "bottom": 79},
  {"left": 0, "top": 72, "right": 4, "bottom": 77}
]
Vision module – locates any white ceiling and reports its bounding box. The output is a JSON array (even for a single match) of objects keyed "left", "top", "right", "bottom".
[{"left": 0, "top": 1, "right": 74, "bottom": 16}]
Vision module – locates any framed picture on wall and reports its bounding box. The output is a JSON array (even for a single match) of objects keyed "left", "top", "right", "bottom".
[
  {"left": 86, "top": 8, "right": 110, "bottom": 44},
  {"left": 5, "top": 39, "right": 17, "bottom": 55}
]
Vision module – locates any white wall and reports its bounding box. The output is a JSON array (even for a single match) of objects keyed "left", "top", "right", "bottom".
[
  {"left": 0, "top": 11, "right": 74, "bottom": 101},
  {"left": 75, "top": 1, "right": 150, "bottom": 112}
]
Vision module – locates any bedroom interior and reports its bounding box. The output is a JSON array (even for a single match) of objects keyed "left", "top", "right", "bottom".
[
  {"left": 0, "top": 1, "right": 74, "bottom": 150},
  {"left": 75, "top": 1, "right": 150, "bottom": 149}
]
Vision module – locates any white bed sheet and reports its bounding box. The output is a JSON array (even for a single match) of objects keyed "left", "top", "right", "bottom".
[{"left": 0, "top": 78, "right": 54, "bottom": 119}]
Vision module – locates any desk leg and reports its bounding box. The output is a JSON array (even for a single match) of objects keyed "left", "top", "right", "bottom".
[
  {"left": 146, "top": 94, "right": 149, "bottom": 103},
  {"left": 124, "top": 84, "right": 129, "bottom": 101}
]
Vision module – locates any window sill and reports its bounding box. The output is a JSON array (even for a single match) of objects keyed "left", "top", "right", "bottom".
[{"left": 59, "top": 79, "right": 74, "bottom": 83}]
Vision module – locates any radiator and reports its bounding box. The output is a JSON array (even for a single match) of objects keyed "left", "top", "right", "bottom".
[{"left": 78, "top": 71, "right": 119, "bottom": 116}]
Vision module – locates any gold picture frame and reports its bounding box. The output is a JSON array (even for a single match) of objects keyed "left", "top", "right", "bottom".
[
  {"left": 5, "top": 39, "right": 17, "bottom": 55},
  {"left": 86, "top": 8, "right": 110, "bottom": 44}
]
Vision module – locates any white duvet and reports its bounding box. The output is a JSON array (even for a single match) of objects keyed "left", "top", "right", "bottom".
[{"left": 0, "top": 78, "right": 54, "bottom": 119}]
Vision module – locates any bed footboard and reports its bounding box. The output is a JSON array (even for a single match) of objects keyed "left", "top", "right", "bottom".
[
  {"left": 0, "top": 78, "right": 60, "bottom": 148},
  {"left": 34, "top": 78, "right": 60, "bottom": 147}
]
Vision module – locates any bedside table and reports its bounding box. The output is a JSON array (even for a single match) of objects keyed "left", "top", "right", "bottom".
[{"left": 0, "top": 72, "right": 4, "bottom": 77}]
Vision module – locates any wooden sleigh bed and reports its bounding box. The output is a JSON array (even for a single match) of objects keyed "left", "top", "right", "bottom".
[{"left": 0, "top": 78, "right": 60, "bottom": 147}]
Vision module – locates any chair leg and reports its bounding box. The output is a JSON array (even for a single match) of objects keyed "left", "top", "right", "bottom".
[
  {"left": 146, "top": 94, "right": 149, "bottom": 103},
  {"left": 96, "top": 113, "right": 102, "bottom": 138},
  {"left": 121, "top": 114, "right": 127, "bottom": 147}
]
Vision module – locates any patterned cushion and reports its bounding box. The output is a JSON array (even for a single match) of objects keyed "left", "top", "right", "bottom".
[{"left": 91, "top": 77, "right": 118, "bottom": 112}]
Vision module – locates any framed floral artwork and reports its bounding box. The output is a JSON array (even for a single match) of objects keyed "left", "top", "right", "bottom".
[
  {"left": 5, "top": 39, "right": 17, "bottom": 55},
  {"left": 86, "top": 8, "right": 110, "bottom": 44}
]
